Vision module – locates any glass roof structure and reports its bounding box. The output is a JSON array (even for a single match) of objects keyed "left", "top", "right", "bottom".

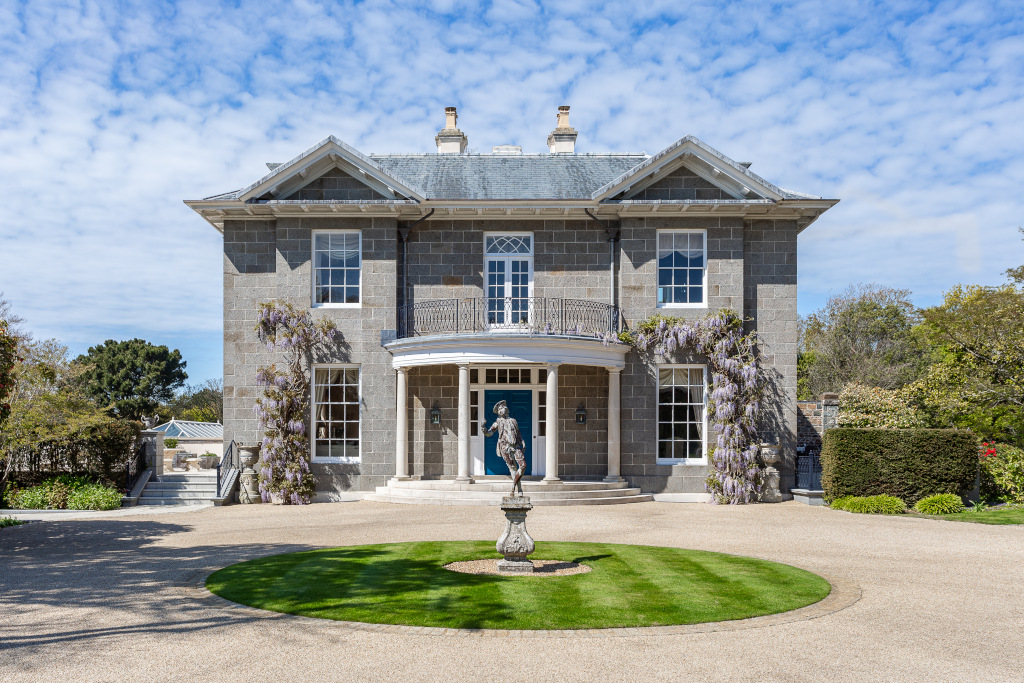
[{"left": 153, "top": 419, "right": 224, "bottom": 440}]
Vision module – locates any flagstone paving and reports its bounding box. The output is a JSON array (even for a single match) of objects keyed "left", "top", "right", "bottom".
[{"left": 1, "top": 500, "right": 1021, "bottom": 681}]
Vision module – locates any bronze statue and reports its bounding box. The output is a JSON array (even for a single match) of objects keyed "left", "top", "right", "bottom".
[{"left": 482, "top": 400, "right": 527, "bottom": 496}]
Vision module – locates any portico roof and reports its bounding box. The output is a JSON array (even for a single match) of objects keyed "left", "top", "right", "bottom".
[{"left": 385, "top": 333, "right": 629, "bottom": 370}]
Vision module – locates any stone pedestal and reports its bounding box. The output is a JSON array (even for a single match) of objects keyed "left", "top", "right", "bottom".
[
  {"left": 238, "top": 446, "right": 262, "bottom": 504},
  {"left": 496, "top": 496, "right": 535, "bottom": 573},
  {"left": 759, "top": 443, "right": 784, "bottom": 503}
]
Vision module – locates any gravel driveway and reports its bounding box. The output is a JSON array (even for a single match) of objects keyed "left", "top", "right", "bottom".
[{"left": 1, "top": 500, "right": 1021, "bottom": 682}]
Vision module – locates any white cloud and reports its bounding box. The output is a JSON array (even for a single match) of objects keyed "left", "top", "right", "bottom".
[{"left": 1, "top": 0, "right": 1022, "bottom": 381}]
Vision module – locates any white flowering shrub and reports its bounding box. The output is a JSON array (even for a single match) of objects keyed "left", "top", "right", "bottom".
[{"left": 837, "top": 383, "right": 926, "bottom": 429}]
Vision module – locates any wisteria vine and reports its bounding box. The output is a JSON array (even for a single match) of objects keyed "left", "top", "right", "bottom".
[
  {"left": 253, "top": 301, "right": 339, "bottom": 504},
  {"left": 626, "top": 310, "right": 763, "bottom": 504}
]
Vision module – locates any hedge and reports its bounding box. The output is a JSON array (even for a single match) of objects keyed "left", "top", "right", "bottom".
[{"left": 821, "top": 428, "right": 977, "bottom": 505}]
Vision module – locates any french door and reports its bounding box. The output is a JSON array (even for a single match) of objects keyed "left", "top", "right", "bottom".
[{"left": 485, "top": 234, "right": 533, "bottom": 328}]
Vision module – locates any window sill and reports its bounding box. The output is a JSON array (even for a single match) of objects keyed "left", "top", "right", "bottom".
[
  {"left": 312, "top": 303, "right": 362, "bottom": 309},
  {"left": 656, "top": 459, "right": 708, "bottom": 466},
  {"left": 312, "top": 457, "right": 361, "bottom": 465},
  {"left": 657, "top": 303, "right": 708, "bottom": 309}
]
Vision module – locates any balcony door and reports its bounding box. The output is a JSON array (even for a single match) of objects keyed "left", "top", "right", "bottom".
[{"left": 485, "top": 234, "right": 533, "bottom": 329}]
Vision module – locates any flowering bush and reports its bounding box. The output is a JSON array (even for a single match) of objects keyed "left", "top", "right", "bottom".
[
  {"left": 979, "top": 441, "right": 1024, "bottom": 504},
  {"left": 837, "top": 383, "right": 926, "bottom": 429},
  {"left": 625, "top": 310, "right": 762, "bottom": 504},
  {"left": 253, "top": 301, "right": 339, "bottom": 505}
]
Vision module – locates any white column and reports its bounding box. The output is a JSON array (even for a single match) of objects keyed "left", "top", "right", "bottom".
[
  {"left": 394, "top": 367, "right": 410, "bottom": 480},
  {"left": 605, "top": 367, "right": 623, "bottom": 482},
  {"left": 544, "top": 363, "right": 561, "bottom": 482},
  {"left": 457, "top": 363, "right": 471, "bottom": 481}
]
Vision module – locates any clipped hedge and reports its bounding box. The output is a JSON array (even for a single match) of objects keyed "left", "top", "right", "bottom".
[{"left": 821, "top": 428, "right": 977, "bottom": 506}]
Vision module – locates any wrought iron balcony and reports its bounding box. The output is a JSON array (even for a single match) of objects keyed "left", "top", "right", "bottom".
[{"left": 396, "top": 297, "right": 620, "bottom": 341}]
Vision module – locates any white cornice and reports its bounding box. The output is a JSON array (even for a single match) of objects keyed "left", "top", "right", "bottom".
[{"left": 386, "top": 334, "right": 629, "bottom": 369}]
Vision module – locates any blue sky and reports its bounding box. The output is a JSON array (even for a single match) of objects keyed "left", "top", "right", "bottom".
[{"left": 1, "top": 0, "right": 1022, "bottom": 384}]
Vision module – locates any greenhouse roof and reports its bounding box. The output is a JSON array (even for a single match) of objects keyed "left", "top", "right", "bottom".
[{"left": 153, "top": 419, "right": 224, "bottom": 440}]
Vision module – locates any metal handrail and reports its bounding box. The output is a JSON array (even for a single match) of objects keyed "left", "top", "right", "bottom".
[
  {"left": 217, "top": 440, "right": 240, "bottom": 498},
  {"left": 124, "top": 442, "right": 147, "bottom": 494},
  {"left": 396, "top": 297, "right": 620, "bottom": 340}
]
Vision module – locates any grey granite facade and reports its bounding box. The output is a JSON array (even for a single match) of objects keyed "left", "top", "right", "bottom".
[{"left": 194, "top": 127, "right": 836, "bottom": 501}]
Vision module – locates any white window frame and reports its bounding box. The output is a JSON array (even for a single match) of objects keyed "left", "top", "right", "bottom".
[
  {"left": 312, "top": 229, "right": 362, "bottom": 308},
  {"left": 655, "top": 364, "right": 708, "bottom": 465},
  {"left": 311, "top": 364, "right": 362, "bottom": 464},
  {"left": 483, "top": 232, "right": 534, "bottom": 328},
  {"left": 656, "top": 228, "right": 707, "bottom": 308}
]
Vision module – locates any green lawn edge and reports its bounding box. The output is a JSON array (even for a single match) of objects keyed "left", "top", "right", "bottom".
[
  {"left": 206, "top": 541, "right": 831, "bottom": 630},
  {"left": 907, "top": 508, "right": 1024, "bottom": 525}
]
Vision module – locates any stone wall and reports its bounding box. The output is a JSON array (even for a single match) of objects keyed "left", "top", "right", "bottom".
[
  {"left": 796, "top": 393, "right": 840, "bottom": 455},
  {"left": 277, "top": 169, "right": 389, "bottom": 202},
  {"left": 632, "top": 165, "right": 733, "bottom": 201},
  {"left": 222, "top": 215, "right": 398, "bottom": 499},
  {"left": 556, "top": 365, "right": 608, "bottom": 480}
]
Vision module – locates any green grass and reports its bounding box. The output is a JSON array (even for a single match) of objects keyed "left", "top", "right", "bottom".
[
  {"left": 206, "top": 541, "right": 831, "bottom": 630},
  {"left": 911, "top": 507, "right": 1024, "bottom": 525}
]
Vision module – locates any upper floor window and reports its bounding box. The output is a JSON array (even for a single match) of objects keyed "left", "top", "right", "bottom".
[
  {"left": 657, "top": 230, "right": 706, "bottom": 307},
  {"left": 313, "top": 231, "right": 361, "bottom": 306}
]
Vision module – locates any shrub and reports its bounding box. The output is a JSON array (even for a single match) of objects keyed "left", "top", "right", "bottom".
[
  {"left": 838, "top": 383, "right": 927, "bottom": 429},
  {"left": 979, "top": 442, "right": 1024, "bottom": 504},
  {"left": 9, "top": 476, "right": 122, "bottom": 510},
  {"left": 913, "top": 493, "right": 965, "bottom": 515},
  {"left": 830, "top": 494, "right": 906, "bottom": 514},
  {"left": 0, "top": 516, "right": 27, "bottom": 529},
  {"left": 821, "top": 428, "right": 977, "bottom": 506},
  {"left": 164, "top": 437, "right": 179, "bottom": 449},
  {"left": 67, "top": 484, "right": 122, "bottom": 510}
]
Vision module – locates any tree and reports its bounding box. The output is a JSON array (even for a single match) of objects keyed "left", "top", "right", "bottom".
[
  {"left": 1006, "top": 227, "right": 1024, "bottom": 285},
  {"left": 916, "top": 283, "right": 1024, "bottom": 445},
  {"left": 799, "top": 284, "right": 927, "bottom": 399},
  {"left": 164, "top": 378, "right": 223, "bottom": 423},
  {"left": 76, "top": 339, "right": 187, "bottom": 421}
]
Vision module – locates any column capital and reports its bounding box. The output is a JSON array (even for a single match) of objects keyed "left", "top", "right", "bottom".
[
  {"left": 457, "top": 362, "right": 471, "bottom": 368},
  {"left": 605, "top": 366, "right": 623, "bottom": 374}
]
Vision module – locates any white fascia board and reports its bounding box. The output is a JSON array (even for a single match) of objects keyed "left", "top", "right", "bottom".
[
  {"left": 592, "top": 136, "right": 791, "bottom": 202},
  {"left": 387, "top": 335, "right": 629, "bottom": 370},
  {"left": 235, "top": 137, "right": 426, "bottom": 203}
]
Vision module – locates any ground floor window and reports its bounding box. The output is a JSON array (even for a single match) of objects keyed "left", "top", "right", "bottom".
[
  {"left": 313, "top": 366, "right": 360, "bottom": 461},
  {"left": 657, "top": 365, "right": 707, "bottom": 462}
]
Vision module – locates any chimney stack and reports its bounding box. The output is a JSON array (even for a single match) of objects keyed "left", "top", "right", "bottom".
[
  {"left": 435, "top": 106, "right": 468, "bottom": 154},
  {"left": 547, "top": 105, "right": 577, "bottom": 154}
]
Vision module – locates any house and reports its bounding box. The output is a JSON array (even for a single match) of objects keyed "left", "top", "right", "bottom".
[{"left": 186, "top": 106, "right": 837, "bottom": 504}]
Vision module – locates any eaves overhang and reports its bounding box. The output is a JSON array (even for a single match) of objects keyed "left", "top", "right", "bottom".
[{"left": 185, "top": 196, "right": 838, "bottom": 232}]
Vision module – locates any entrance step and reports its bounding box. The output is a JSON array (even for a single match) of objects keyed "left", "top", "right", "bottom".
[
  {"left": 137, "top": 472, "right": 221, "bottom": 506},
  {"left": 364, "top": 478, "right": 653, "bottom": 506}
]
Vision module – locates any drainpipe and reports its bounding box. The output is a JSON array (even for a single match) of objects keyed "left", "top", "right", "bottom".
[
  {"left": 397, "top": 209, "right": 435, "bottom": 333},
  {"left": 584, "top": 209, "right": 620, "bottom": 321}
]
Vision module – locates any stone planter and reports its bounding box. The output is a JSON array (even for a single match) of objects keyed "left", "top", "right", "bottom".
[
  {"left": 269, "top": 492, "right": 285, "bottom": 505},
  {"left": 238, "top": 446, "right": 262, "bottom": 504},
  {"left": 758, "top": 443, "right": 784, "bottom": 503},
  {"left": 199, "top": 455, "right": 219, "bottom": 469}
]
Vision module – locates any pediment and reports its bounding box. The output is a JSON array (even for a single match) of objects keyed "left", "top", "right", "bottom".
[
  {"left": 592, "top": 136, "right": 792, "bottom": 203},
  {"left": 237, "top": 136, "right": 425, "bottom": 203}
]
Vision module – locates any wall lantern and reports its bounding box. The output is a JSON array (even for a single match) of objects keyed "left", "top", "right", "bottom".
[
  {"left": 575, "top": 404, "right": 587, "bottom": 425},
  {"left": 430, "top": 404, "right": 442, "bottom": 425}
]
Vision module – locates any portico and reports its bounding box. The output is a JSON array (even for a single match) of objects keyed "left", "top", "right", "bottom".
[{"left": 369, "top": 332, "right": 641, "bottom": 504}]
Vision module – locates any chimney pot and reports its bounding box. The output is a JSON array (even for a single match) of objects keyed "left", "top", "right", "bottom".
[
  {"left": 547, "top": 105, "right": 578, "bottom": 154},
  {"left": 436, "top": 106, "right": 467, "bottom": 154}
]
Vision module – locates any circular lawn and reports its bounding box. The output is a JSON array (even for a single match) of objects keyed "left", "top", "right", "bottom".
[{"left": 206, "top": 541, "right": 830, "bottom": 630}]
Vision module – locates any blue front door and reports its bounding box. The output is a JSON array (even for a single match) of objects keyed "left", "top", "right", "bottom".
[{"left": 483, "top": 389, "right": 532, "bottom": 475}]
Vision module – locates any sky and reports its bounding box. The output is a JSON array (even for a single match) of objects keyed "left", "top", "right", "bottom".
[{"left": 0, "top": 0, "right": 1022, "bottom": 384}]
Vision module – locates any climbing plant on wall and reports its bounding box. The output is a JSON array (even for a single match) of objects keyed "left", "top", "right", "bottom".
[
  {"left": 253, "top": 301, "right": 339, "bottom": 504},
  {"left": 622, "top": 310, "right": 763, "bottom": 504}
]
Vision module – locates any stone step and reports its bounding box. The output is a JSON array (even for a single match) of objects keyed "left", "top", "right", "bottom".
[
  {"left": 386, "top": 479, "right": 629, "bottom": 492},
  {"left": 136, "top": 497, "right": 213, "bottom": 506},
  {"left": 363, "top": 493, "right": 653, "bottom": 506},
  {"left": 138, "top": 490, "right": 218, "bottom": 500},
  {"left": 146, "top": 482, "right": 218, "bottom": 490},
  {"left": 374, "top": 485, "right": 642, "bottom": 500}
]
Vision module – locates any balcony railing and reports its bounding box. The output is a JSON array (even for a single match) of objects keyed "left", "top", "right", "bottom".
[{"left": 396, "top": 297, "right": 620, "bottom": 341}]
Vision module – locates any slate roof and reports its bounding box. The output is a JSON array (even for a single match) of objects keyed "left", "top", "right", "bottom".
[
  {"left": 369, "top": 154, "right": 646, "bottom": 200},
  {"left": 153, "top": 419, "right": 224, "bottom": 440}
]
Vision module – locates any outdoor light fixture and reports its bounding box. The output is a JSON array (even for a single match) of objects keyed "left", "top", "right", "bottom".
[
  {"left": 430, "top": 404, "right": 442, "bottom": 425},
  {"left": 576, "top": 404, "right": 587, "bottom": 424}
]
